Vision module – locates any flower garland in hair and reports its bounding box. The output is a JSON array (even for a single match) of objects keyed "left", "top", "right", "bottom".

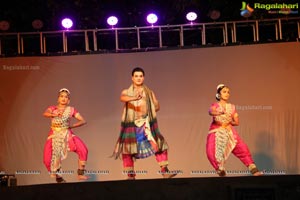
[{"left": 215, "top": 84, "right": 225, "bottom": 100}]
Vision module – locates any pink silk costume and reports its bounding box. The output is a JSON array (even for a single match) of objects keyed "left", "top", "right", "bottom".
[
  {"left": 43, "top": 106, "right": 88, "bottom": 174},
  {"left": 206, "top": 102, "right": 256, "bottom": 171}
]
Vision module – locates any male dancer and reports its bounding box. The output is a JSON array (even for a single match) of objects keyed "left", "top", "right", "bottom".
[{"left": 112, "top": 67, "right": 176, "bottom": 180}]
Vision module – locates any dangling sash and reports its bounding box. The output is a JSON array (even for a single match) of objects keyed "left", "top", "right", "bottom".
[
  {"left": 49, "top": 106, "right": 71, "bottom": 173},
  {"left": 208, "top": 103, "right": 237, "bottom": 166},
  {"left": 209, "top": 126, "right": 236, "bottom": 164}
]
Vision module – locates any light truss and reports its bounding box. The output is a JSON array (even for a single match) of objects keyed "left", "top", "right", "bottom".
[{"left": 0, "top": 17, "right": 299, "bottom": 56}]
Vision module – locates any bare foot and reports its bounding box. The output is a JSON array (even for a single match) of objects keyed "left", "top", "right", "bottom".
[
  {"left": 162, "top": 172, "right": 177, "bottom": 179},
  {"left": 217, "top": 170, "right": 226, "bottom": 177},
  {"left": 217, "top": 167, "right": 226, "bottom": 177},
  {"left": 253, "top": 171, "right": 263, "bottom": 176},
  {"left": 78, "top": 175, "right": 89, "bottom": 180},
  {"left": 56, "top": 176, "right": 66, "bottom": 183},
  {"left": 50, "top": 174, "right": 56, "bottom": 178}
]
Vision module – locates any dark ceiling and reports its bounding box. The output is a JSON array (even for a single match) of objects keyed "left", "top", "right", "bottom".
[{"left": 0, "top": 0, "right": 299, "bottom": 32}]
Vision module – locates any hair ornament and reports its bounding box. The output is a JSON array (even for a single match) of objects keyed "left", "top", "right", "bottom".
[{"left": 59, "top": 88, "right": 70, "bottom": 95}]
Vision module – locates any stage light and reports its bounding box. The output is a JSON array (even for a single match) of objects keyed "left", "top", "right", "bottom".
[
  {"left": 0, "top": 20, "right": 10, "bottom": 31},
  {"left": 146, "top": 13, "right": 158, "bottom": 26},
  {"left": 208, "top": 10, "right": 221, "bottom": 20},
  {"left": 186, "top": 12, "right": 197, "bottom": 24},
  {"left": 0, "top": 175, "right": 8, "bottom": 187},
  {"left": 0, "top": 174, "right": 17, "bottom": 187},
  {"left": 107, "top": 16, "right": 118, "bottom": 27},
  {"left": 61, "top": 18, "right": 73, "bottom": 29},
  {"left": 32, "top": 19, "right": 44, "bottom": 30}
]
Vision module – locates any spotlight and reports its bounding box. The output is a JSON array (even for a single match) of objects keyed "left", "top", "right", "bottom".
[
  {"left": 61, "top": 18, "right": 73, "bottom": 29},
  {"left": 0, "top": 175, "right": 8, "bottom": 187},
  {"left": 107, "top": 16, "right": 118, "bottom": 28},
  {"left": 0, "top": 174, "right": 17, "bottom": 187},
  {"left": 208, "top": 10, "right": 221, "bottom": 20},
  {"left": 0, "top": 20, "right": 10, "bottom": 31},
  {"left": 146, "top": 13, "right": 158, "bottom": 26},
  {"left": 32, "top": 19, "right": 44, "bottom": 30},
  {"left": 186, "top": 12, "right": 197, "bottom": 24}
]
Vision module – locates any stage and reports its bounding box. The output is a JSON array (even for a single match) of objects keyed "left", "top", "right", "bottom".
[{"left": 1, "top": 175, "right": 300, "bottom": 200}]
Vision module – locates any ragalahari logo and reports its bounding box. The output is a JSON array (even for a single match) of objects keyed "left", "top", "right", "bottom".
[
  {"left": 240, "top": 2, "right": 254, "bottom": 18},
  {"left": 240, "top": 1, "right": 299, "bottom": 17}
]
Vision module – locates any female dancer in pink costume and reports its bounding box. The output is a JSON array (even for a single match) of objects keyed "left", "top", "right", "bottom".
[
  {"left": 206, "top": 84, "right": 262, "bottom": 176},
  {"left": 43, "top": 88, "right": 89, "bottom": 183}
]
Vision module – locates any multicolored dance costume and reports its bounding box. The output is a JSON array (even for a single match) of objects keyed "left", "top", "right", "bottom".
[
  {"left": 206, "top": 103, "right": 260, "bottom": 176},
  {"left": 43, "top": 106, "right": 88, "bottom": 180},
  {"left": 112, "top": 85, "right": 174, "bottom": 178}
]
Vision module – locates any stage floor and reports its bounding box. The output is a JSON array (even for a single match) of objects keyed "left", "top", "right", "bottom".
[{"left": 1, "top": 175, "right": 300, "bottom": 200}]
